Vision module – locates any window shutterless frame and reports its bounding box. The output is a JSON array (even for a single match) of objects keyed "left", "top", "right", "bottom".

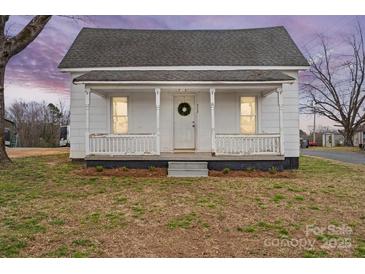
[
  {"left": 111, "top": 97, "right": 128, "bottom": 134},
  {"left": 239, "top": 96, "right": 257, "bottom": 134}
]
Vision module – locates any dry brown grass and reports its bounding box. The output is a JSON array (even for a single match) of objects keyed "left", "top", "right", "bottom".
[
  {"left": 6, "top": 147, "right": 70, "bottom": 158},
  {"left": 76, "top": 166, "right": 167, "bottom": 178},
  {"left": 309, "top": 146, "right": 364, "bottom": 153},
  {"left": 0, "top": 154, "right": 364, "bottom": 258}
]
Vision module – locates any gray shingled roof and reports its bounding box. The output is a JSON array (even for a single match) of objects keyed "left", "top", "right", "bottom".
[
  {"left": 59, "top": 27, "right": 308, "bottom": 69},
  {"left": 73, "top": 70, "right": 294, "bottom": 83}
]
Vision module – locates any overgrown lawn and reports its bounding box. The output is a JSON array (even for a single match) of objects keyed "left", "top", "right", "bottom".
[{"left": 0, "top": 154, "right": 364, "bottom": 257}]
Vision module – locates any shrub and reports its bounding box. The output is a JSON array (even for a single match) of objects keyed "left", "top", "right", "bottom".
[
  {"left": 246, "top": 167, "right": 255, "bottom": 172},
  {"left": 272, "top": 194, "right": 285, "bottom": 203},
  {"left": 148, "top": 166, "right": 156, "bottom": 171},
  {"left": 222, "top": 168, "right": 230, "bottom": 174},
  {"left": 268, "top": 166, "right": 277, "bottom": 174},
  {"left": 95, "top": 165, "right": 103, "bottom": 172},
  {"left": 121, "top": 166, "right": 128, "bottom": 172}
]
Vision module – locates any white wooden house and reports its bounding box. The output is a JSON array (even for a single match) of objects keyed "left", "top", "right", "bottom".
[
  {"left": 353, "top": 125, "right": 365, "bottom": 148},
  {"left": 59, "top": 26, "right": 308, "bottom": 172}
]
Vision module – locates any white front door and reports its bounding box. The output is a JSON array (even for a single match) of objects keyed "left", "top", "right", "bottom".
[{"left": 173, "top": 95, "right": 195, "bottom": 150}]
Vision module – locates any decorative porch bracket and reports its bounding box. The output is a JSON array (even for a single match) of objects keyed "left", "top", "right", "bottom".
[
  {"left": 85, "top": 87, "right": 91, "bottom": 156},
  {"left": 210, "top": 88, "right": 216, "bottom": 155},
  {"left": 155, "top": 88, "right": 161, "bottom": 155},
  {"left": 276, "top": 87, "right": 285, "bottom": 155}
]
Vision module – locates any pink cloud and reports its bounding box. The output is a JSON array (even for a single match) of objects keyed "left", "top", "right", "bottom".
[{"left": 4, "top": 15, "right": 365, "bottom": 130}]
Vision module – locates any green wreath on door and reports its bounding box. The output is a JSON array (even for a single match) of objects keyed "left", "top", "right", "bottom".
[{"left": 178, "top": 102, "right": 191, "bottom": 116}]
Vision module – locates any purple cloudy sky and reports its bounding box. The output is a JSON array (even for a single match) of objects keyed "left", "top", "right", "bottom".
[{"left": 4, "top": 15, "right": 365, "bottom": 131}]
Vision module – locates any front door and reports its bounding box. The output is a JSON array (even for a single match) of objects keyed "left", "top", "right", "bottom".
[{"left": 174, "top": 95, "right": 195, "bottom": 150}]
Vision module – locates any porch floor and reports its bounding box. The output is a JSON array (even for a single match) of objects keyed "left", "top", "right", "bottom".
[{"left": 85, "top": 152, "right": 284, "bottom": 161}]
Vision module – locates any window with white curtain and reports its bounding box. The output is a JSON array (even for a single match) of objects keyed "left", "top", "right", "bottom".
[
  {"left": 112, "top": 97, "right": 128, "bottom": 134},
  {"left": 240, "top": 96, "right": 256, "bottom": 134}
]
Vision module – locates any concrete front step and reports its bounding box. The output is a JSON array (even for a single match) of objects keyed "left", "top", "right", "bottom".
[
  {"left": 168, "top": 161, "right": 207, "bottom": 170},
  {"left": 168, "top": 168, "right": 208, "bottom": 177},
  {"left": 168, "top": 161, "right": 208, "bottom": 177}
]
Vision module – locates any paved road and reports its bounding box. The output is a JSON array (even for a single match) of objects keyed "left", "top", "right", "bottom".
[{"left": 301, "top": 149, "right": 365, "bottom": 165}]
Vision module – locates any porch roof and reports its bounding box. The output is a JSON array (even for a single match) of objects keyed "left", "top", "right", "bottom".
[{"left": 73, "top": 70, "right": 294, "bottom": 84}]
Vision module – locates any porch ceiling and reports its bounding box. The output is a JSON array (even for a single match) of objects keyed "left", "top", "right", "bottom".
[{"left": 73, "top": 70, "right": 294, "bottom": 84}]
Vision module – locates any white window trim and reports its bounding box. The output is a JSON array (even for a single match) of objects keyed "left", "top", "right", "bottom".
[
  {"left": 239, "top": 95, "right": 258, "bottom": 135},
  {"left": 111, "top": 96, "right": 129, "bottom": 134}
]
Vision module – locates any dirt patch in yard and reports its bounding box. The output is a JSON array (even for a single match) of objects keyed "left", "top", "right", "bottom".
[
  {"left": 77, "top": 167, "right": 296, "bottom": 179},
  {"left": 76, "top": 167, "right": 167, "bottom": 177}
]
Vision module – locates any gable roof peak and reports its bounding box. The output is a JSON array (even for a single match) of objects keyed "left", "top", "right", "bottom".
[{"left": 59, "top": 26, "right": 308, "bottom": 69}]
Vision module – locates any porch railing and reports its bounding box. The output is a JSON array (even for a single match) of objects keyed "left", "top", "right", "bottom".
[
  {"left": 215, "top": 134, "right": 281, "bottom": 155},
  {"left": 89, "top": 134, "right": 158, "bottom": 155}
]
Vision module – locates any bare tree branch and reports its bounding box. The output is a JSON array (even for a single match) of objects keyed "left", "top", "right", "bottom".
[
  {"left": 0, "top": 15, "right": 52, "bottom": 163},
  {"left": 301, "top": 23, "right": 365, "bottom": 145},
  {"left": 4, "top": 15, "right": 51, "bottom": 58}
]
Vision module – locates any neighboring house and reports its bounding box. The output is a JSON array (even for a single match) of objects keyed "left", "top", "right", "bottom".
[
  {"left": 353, "top": 125, "right": 365, "bottom": 148},
  {"left": 59, "top": 26, "right": 308, "bottom": 172},
  {"left": 322, "top": 132, "right": 344, "bottom": 147},
  {"left": 4, "top": 118, "right": 17, "bottom": 147}
]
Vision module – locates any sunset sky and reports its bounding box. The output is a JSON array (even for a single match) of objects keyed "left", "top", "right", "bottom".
[{"left": 4, "top": 15, "right": 365, "bottom": 132}]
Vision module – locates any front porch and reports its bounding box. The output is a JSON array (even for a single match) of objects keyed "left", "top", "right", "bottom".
[
  {"left": 82, "top": 87, "right": 286, "bottom": 159},
  {"left": 74, "top": 69, "right": 293, "bottom": 164},
  {"left": 87, "top": 133, "right": 282, "bottom": 156},
  {"left": 85, "top": 151, "right": 284, "bottom": 161},
  {"left": 85, "top": 151, "right": 289, "bottom": 171}
]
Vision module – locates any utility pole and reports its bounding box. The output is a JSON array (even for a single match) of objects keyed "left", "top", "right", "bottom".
[{"left": 312, "top": 102, "right": 316, "bottom": 144}]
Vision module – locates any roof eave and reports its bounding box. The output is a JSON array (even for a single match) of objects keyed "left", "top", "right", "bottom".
[
  {"left": 74, "top": 80, "right": 296, "bottom": 85},
  {"left": 60, "top": 65, "right": 310, "bottom": 73}
]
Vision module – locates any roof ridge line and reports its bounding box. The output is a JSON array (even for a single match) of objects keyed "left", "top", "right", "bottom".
[{"left": 80, "top": 26, "right": 286, "bottom": 32}]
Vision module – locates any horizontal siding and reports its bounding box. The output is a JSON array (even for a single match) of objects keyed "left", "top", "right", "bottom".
[
  {"left": 69, "top": 73, "right": 108, "bottom": 158},
  {"left": 69, "top": 72, "right": 300, "bottom": 159},
  {"left": 261, "top": 71, "right": 299, "bottom": 157},
  {"left": 160, "top": 89, "right": 212, "bottom": 152},
  {"left": 215, "top": 92, "right": 239, "bottom": 134}
]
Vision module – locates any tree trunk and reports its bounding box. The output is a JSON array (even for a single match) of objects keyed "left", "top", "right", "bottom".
[
  {"left": 343, "top": 129, "right": 354, "bottom": 147},
  {"left": 0, "top": 62, "right": 11, "bottom": 163},
  {"left": 0, "top": 15, "right": 51, "bottom": 164}
]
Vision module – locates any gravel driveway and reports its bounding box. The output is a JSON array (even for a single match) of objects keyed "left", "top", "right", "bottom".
[{"left": 301, "top": 149, "right": 365, "bottom": 164}]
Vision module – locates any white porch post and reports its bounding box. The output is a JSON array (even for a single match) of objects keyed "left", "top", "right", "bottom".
[
  {"left": 210, "top": 88, "right": 216, "bottom": 155},
  {"left": 155, "top": 88, "right": 161, "bottom": 155},
  {"left": 85, "top": 88, "right": 91, "bottom": 156},
  {"left": 277, "top": 87, "right": 285, "bottom": 155}
]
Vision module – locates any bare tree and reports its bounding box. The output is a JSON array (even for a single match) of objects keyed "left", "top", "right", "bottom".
[
  {"left": 0, "top": 15, "right": 52, "bottom": 162},
  {"left": 56, "top": 100, "right": 71, "bottom": 126},
  {"left": 7, "top": 100, "right": 69, "bottom": 147},
  {"left": 301, "top": 24, "right": 365, "bottom": 146}
]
